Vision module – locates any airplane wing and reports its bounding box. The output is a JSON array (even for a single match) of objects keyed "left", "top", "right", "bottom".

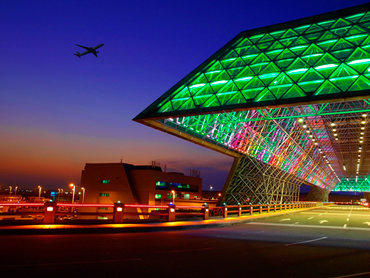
[
  {"left": 93, "top": 52, "right": 98, "bottom": 57},
  {"left": 75, "top": 44, "right": 91, "bottom": 50}
]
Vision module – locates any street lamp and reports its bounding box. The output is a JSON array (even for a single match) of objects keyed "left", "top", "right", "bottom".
[
  {"left": 38, "top": 186, "right": 42, "bottom": 198},
  {"left": 171, "top": 190, "right": 175, "bottom": 204},
  {"left": 9, "top": 186, "right": 12, "bottom": 196},
  {"left": 15, "top": 186, "right": 18, "bottom": 195},
  {"left": 69, "top": 183, "right": 76, "bottom": 204},
  {"left": 81, "top": 187, "right": 85, "bottom": 204}
]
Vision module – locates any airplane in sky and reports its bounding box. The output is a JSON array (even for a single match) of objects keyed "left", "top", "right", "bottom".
[{"left": 74, "top": 43, "right": 104, "bottom": 58}]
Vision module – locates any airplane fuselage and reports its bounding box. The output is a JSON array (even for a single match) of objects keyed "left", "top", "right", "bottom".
[{"left": 74, "top": 43, "right": 104, "bottom": 58}]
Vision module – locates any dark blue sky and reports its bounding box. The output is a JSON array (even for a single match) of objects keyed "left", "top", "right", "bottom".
[{"left": 1, "top": 0, "right": 368, "bottom": 191}]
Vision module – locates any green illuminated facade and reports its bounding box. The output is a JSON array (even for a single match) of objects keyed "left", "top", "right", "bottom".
[{"left": 135, "top": 4, "right": 370, "bottom": 203}]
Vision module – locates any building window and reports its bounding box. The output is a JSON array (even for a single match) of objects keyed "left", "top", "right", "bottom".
[
  {"left": 99, "top": 207, "right": 108, "bottom": 210},
  {"left": 155, "top": 194, "right": 161, "bottom": 199},
  {"left": 101, "top": 180, "right": 110, "bottom": 184},
  {"left": 156, "top": 181, "right": 198, "bottom": 192},
  {"left": 100, "top": 193, "right": 109, "bottom": 197}
]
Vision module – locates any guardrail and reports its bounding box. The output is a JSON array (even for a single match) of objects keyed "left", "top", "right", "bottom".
[
  {"left": 210, "top": 202, "right": 316, "bottom": 218},
  {"left": 0, "top": 202, "right": 210, "bottom": 224},
  {"left": 0, "top": 201, "right": 315, "bottom": 225}
]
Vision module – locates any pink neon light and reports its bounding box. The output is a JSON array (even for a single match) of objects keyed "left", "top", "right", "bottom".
[
  {"left": 0, "top": 203, "right": 44, "bottom": 207},
  {"left": 125, "top": 204, "right": 168, "bottom": 208},
  {"left": 56, "top": 203, "right": 114, "bottom": 207}
]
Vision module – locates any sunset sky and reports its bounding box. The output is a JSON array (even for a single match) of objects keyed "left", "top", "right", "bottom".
[{"left": 1, "top": 0, "right": 368, "bottom": 191}]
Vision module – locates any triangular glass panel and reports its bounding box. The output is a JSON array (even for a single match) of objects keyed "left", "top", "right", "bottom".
[
  {"left": 210, "top": 80, "right": 229, "bottom": 93},
  {"left": 361, "top": 34, "right": 370, "bottom": 46},
  {"left": 346, "top": 25, "right": 367, "bottom": 36},
  {"left": 257, "top": 41, "right": 273, "bottom": 50},
  {"left": 251, "top": 53, "right": 270, "bottom": 64},
  {"left": 255, "top": 88, "right": 276, "bottom": 102},
  {"left": 250, "top": 62, "right": 269, "bottom": 74},
  {"left": 317, "top": 39, "right": 339, "bottom": 51},
  {"left": 286, "top": 67, "right": 308, "bottom": 82},
  {"left": 243, "top": 76, "right": 265, "bottom": 90},
  {"left": 294, "top": 24, "right": 311, "bottom": 34},
  {"left": 157, "top": 101, "right": 173, "bottom": 113},
  {"left": 331, "top": 18, "right": 352, "bottom": 29},
  {"left": 173, "top": 87, "right": 191, "bottom": 99},
  {"left": 268, "top": 41, "right": 285, "bottom": 50},
  {"left": 314, "top": 52, "right": 340, "bottom": 66},
  {"left": 249, "top": 34, "right": 264, "bottom": 43},
  {"left": 204, "top": 70, "right": 223, "bottom": 82},
  {"left": 290, "top": 36, "right": 311, "bottom": 47},
  {"left": 172, "top": 98, "right": 191, "bottom": 110},
  {"left": 298, "top": 68, "right": 325, "bottom": 83},
  {"left": 191, "top": 84, "right": 213, "bottom": 96},
  {"left": 347, "top": 59, "right": 370, "bottom": 73},
  {"left": 241, "top": 88, "right": 264, "bottom": 100},
  {"left": 235, "top": 46, "right": 252, "bottom": 56},
  {"left": 329, "top": 75, "right": 358, "bottom": 91},
  {"left": 297, "top": 80, "right": 324, "bottom": 93},
  {"left": 331, "top": 49, "right": 354, "bottom": 60},
  {"left": 279, "top": 37, "right": 297, "bottom": 47},
  {"left": 221, "top": 57, "right": 237, "bottom": 68},
  {"left": 360, "top": 21, "right": 370, "bottom": 29},
  {"left": 241, "top": 54, "right": 259, "bottom": 64},
  {"left": 345, "top": 34, "right": 367, "bottom": 45},
  {"left": 245, "top": 45, "right": 261, "bottom": 55},
  {"left": 314, "top": 80, "right": 342, "bottom": 95},
  {"left": 317, "top": 20, "right": 336, "bottom": 29},
  {"left": 223, "top": 49, "right": 239, "bottom": 59},
  {"left": 302, "top": 44, "right": 324, "bottom": 56},
  {"left": 317, "top": 31, "right": 339, "bottom": 42},
  {"left": 189, "top": 74, "right": 208, "bottom": 86},
  {"left": 345, "top": 13, "right": 365, "bottom": 23},
  {"left": 348, "top": 75, "right": 370, "bottom": 91},
  {"left": 193, "top": 94, "right": 212, "bottom": 106},
  {"left": 346, "top": 47, "right": 370, "bottom": 73},
  {"left": 331, "top": 27, "right": 352, "bottom": 36},
  {"left": 281, "top": 84, "right": 306, "bottom": 99},
  {"left": 314, "top": 63, "right": 338, "bottom": 78},
  {"left": 259, "top": 62, "right": 280, "bottom": 75},
  {"left": 280, "top": 28, "right": 299, "bottom": 38},
  {"left": 360, "top": 12, "right": 370, "bottom": 23},
  {"left": 304, "top": 32, "right": 322, "bottom": 41},
  {"left": 180, "top": 97, "right": 196, "bottom": 110},
  {"left": 258, "top": 72, "right": 280, "bottom": 86},
  {"left": 205, "top": 61, "right": 223, "bottom": 72},
  {"left": 290, "top": 45, "right": 309, "bottom": 55},
  {"left": 270, "top": 72, "right": 293, "bottom": 86},
  {"left": 226, "top": 92, "right": 247, "bottom": 105},
  {"left": 269, "top": 84, "right": 292, "bottom": 99},
  {"left": 270, "top": 30, "right": 285, "bottom": 39},
  {"left": 347, "top": 47, "right": 370, "bottom": 61},
  {"left": 305, "top": 23, "right": 325, "bottom": 34},
  {"left": 202, "top": 94, "right": 220, "bottom": 108},
  {"left": 227, "top": 67, "right": 244, "bottom": 78},
  {"left": 234, "top": 76, "right": 254, "bottom": 89},
  {"left": 276, "top": 58, "right": 294, "bottom": 69},
  {"left": 276, "top": 48, "right": 296, "bottom": 60},
  {"left": 301, "top": 53, "right": 323, "bottom": 66},
  {"left": 265, "top": 49, "right": 284, "bottom": 60},
  {"left": 236, "top": 38, "right": 252, "bottom": 47},
  {"left": 235, "top": 66, "right": 255, "bottom": 79},
  {"left": 216, "top": 91, "right": 236, "bottom": 105},
  {"left": 329, "top": 63, "right": 359, "bottom": 79},
  {"left": 217, "top": 81, "right": 239, "bottom": 94},
  {"left": 227, "top": 57, "right": 246, "bottom": 69},
  {"left": 259, "top": 33, "right": 275, "bottom": 43}
]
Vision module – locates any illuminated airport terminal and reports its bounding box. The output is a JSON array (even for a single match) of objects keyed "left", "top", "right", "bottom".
[{"left": 134, "top": 3, "right": 370, "bottom": 205}]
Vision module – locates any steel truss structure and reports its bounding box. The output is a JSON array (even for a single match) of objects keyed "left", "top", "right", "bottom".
[{"left": 135, "top": 3, "right": 370, "bottom": 203}]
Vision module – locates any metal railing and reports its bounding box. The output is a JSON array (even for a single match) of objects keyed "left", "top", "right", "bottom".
[{"left": 0, "top": 201, "right": 315, "bottom": 225}]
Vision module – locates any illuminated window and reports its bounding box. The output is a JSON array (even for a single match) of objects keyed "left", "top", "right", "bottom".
[
  {"left": 155, "top": 194, "right": 161, "bottom": 199},
  {"left": 99, "top": 207, "right": 108, "bottom": 210},
  {"left": 101, "top": 180, "right": 110, "bottom": 184},
  {"left": 99, "top": 193, "right": 109, "bottom": 197}
]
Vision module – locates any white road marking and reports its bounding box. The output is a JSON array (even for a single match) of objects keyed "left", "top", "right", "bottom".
[
  {"left": 319, "top": 220, "right": 328, "bottom": 224},
  {"left": 294, "top": 222, "right": 299, "bottom": 225},
  {"left": 285, "top": 236, "right": 327, "bottom": 246},
  {"left": 279, "top": 218, "right": 291, "bottom": 222},
  {"left": 343, "top": 224, "right": 347, "bottom": 229},
  {"left": 332, "top": 271, "right": 370, "bottom": 278},
  {"left": 363, "top": 222, "right": 370, "bottom": 226},
  {"left": 246, "top": 222, "right": 370, "bottom": 231},
  {"left": 308, "top": 217, "right": 314, "bottom": 220},
  {"left": 346, "top": 218, "right": 349, "bottom": 221}
]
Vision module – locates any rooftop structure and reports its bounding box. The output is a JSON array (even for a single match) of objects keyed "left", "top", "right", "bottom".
[{"left": 134, "top": 3, "right": 370, "bottom": 204}]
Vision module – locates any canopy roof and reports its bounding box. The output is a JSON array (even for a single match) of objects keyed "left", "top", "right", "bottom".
[{"left": 134, "top": 3, "right": 370, "bottom": 191}]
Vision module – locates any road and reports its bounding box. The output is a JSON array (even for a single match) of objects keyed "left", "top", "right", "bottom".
[{"left": 1, "top": 205, "right": 370, "bottom": 278}]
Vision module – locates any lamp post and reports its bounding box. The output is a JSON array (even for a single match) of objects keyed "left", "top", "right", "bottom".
[
  {"left": 81, "top": 187, "right": 85, "bottom": 204},
  {"left": 9, "top": 186, "right": 12, "bottom": 196},
  {"left": 69, "top": 183, "right": 76, "bottom": 204},
  {"left": 38, "top": 186, "right": 42, "bottom": 198},
  {"left": 171, "top": 190, "right": 175, "bottom": 204},
  {"left": 15, "top": 186, "right": 18, "bottom": 196}
]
